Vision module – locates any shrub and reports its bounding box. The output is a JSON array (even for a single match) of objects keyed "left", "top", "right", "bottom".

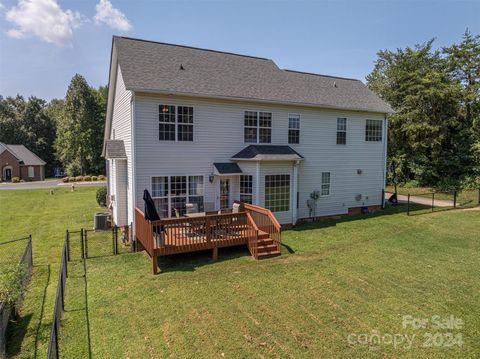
[
  {"left": 91, "top": 176, "right": 98, "bottom": 181},
  {"left": 403, "top": 180, "right": 420, "bottom": 189},
  {"left": 83, "top": 176, "right": 92, "bottom": 181},
  {"left": 0, "top": 264, "right": 28, "bottom": 307},
  {"left": 69, "top": 177, "right": 76, "bottom": 182},
  {"left": 75, "top": 176, "right": 83, "bottom": 182},
  {"left": 98, "top": 175, "right": 106, "bottom": 181},
  {"left": 11, "top": 177, "right": 20, "bottom": 183},
  {"left": 62, "top": 177, "right": 69, "bottom": 183},
  {"left": 96, "top": 186, "right": 107, "bottom": 207}
]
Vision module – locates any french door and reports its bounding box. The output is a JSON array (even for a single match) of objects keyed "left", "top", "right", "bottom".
[{"left": 219, "top": 179, "right": 230, "bottom": 209}]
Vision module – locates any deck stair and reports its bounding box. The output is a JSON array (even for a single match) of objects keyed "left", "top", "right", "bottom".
[{"left": 255, "top": 230, "right": 281, "bottom": 259}]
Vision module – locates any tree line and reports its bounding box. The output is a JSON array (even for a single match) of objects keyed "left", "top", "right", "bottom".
[
  {"left": 367, "top": 30, "right": 480, "bottom": 190},
  {"left": 1, "top": 32, "right": 478, "bottom": 188},
  {"left": 0, "top": 75, "right": 107, "bottom": 176}
]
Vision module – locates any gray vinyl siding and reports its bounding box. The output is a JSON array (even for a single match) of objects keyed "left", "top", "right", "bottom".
[
  {"left": 133, "top": 94, "right": 386, "bottom": 224},
  {"left": 110, "top": 65, "right": 132, "bottom": 226}
]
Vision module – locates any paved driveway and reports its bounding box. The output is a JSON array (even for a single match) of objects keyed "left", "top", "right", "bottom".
[
  {"left": 0, "top": 180, "right": 106, "bottom": 190},
  {"left": 385, "top": 192, "right": 453, "bottom": 207}
]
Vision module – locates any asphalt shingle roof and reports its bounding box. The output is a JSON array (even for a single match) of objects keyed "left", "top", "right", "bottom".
[
  {"left": 105, "top": 140, "right": 127, "bottom": 159},
  {"left": 0, "top": 143, "right": 46, "bottom": 165},
  {"left": 114, "top": 37, "right": 392, "bottom": 114},
  {"left": 231, "top": 145, "right": 304, "bottom": 160},
  {"left": 213, "top": 162, "right": 243, "bottom": 174}
]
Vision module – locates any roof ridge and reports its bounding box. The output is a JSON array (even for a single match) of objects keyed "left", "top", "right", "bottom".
[
  {"left": 115, "top": 36, "right": 273, "bottom": 62},
  {"left": 283, "top": 69, "right": 361, "bottom": 82}
]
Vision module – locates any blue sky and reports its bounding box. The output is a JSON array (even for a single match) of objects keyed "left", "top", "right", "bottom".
[{"left": 0, "top": 0, "right": 479, "bottom": 101}]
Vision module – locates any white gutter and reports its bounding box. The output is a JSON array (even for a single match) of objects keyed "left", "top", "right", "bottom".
[{"left": 129, "top": 88, "right": 393, "bottom": 115}]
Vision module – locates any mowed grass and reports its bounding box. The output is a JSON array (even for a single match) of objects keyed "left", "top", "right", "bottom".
[
  {"left": 0, "top": 187, "right": 105, "bottom": 358},
  {"left": 1, "top": 187, "right": 480, "bottom": 358},
  {"left": 84, "top": 206, "right": 479, "bottom": 358}
]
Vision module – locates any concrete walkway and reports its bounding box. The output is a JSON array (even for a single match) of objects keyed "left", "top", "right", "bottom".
[
  {"left": 385, "top": 192, "right": 454, "bottom": 207},
  {"left": 0, "top": 180, "right": 106, "bottom": 190}
]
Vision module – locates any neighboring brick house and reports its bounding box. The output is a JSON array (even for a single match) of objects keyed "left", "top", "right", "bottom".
[{"left": 0, "top": 142, "right": 46, "bottom": 181}]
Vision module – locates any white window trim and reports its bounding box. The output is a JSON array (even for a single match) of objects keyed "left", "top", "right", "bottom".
[
  {"left": 243, "top": 110, "right": 272, "bottom": 144},
  {"left": 158, "top": 104, "right": 195, "bottom": 143},
  {"left": 320, "top": 172, "right": 331, "bottom": 197},
  {"left": 288, "top": 113, "right": 301, "bottom": 144},
  {"left": 365, "top": 119, "right": 383, "bottom": 142},
  {"left": 150, "top": 175, "right": 205, "bottom": 217},
  {"left": 336, "top": 118, "right": 347, "bottom": 145},
  {"left": 264, "top": 174, "right": 291, "bottom": 213},
  {"left": 239, "top": 175, "right": 253, "bottom": 204}
]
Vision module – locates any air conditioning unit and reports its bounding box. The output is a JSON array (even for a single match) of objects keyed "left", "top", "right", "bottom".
[{"left": 94, "top": 212, "right": 112, "bottom": 231}]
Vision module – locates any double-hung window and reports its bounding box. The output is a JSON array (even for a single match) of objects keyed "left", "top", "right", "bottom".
[
  {"left": 265, "top": 174, "right": 290, "bottom": 212},
  {"left": 244, "top": 111, "right": 272, "bottom": 143},
  {"left": 288, "top": 115, "right": 300, "bottom": 144},
  {"left": 240, "top": 175, "right": 253, "bottom": 204},
  {"left": 321, "top": 172, "right": 331, "bottom": 196},
  {"left": 159, "top": 105, "right": 194, "bottom": 141},
  {"left": 365, "top": 119, "right": 383, "bottom": 142},
  {"left": 151, "top": 176, "right": 204, "bottom": 217},
  {"left": 336, "top": 118, "right": 347, "bottom": 145}
]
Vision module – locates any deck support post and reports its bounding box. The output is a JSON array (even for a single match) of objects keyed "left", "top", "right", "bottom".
[
  {"left": 212, "top": 247, "right": 218, "bottom": 261},
  {"left": 152, "top": 255, "right": 158, "bottom": 274}
]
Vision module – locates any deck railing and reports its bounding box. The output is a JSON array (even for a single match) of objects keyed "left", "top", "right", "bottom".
[
  {"left": 135, "top": 208, "right": 155, "bottom": 257},
  {"left": 135, "top": 203, "right": 282, "bottom": 271},
  {"left": 239, "top": 202, "right": 282, "bottom": 255}
]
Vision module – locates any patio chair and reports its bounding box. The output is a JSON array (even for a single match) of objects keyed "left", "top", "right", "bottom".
[{"left": 186, "top": 203, "right": 198, "bottom": 214}]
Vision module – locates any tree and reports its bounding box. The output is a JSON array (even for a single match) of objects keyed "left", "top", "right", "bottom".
[
  {"left": 55, "top": 74, "right": 102, "bottom": 175},
  {"left": 367, "top": 37, "right": 477, "bottom": 189},
  {"left": 443, "top": 30, "right": 480, "bottom": 185},
  {"left": 0, "top": 95, "right": 56, "bottom": 175}
]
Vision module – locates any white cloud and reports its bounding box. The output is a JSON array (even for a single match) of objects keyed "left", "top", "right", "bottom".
[
  {"left": 5, "top": 0, "right": 81, "bottom": 46},
  {"left": 94, "top": 0, "right": 131, "bottom": 31}
]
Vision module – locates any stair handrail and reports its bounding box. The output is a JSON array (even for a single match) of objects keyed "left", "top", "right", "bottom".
[{"left": 245, "top": 211, "right": 259, "bottom": 259}]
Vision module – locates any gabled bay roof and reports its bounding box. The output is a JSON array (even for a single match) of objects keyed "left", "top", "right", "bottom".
[
  {"left": 232, "top": 145, "right": 304, "bottom": 161},
  {"left": 113, "top": 36, "right": 392, "bottom": 114}
]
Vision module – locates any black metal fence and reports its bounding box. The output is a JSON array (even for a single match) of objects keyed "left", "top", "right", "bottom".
[
  {"left": 406, "top": 188, "right": 480, "bottom": 216},
  {"left": 47, "top": 231, "right": 69, "bottom": 359},
  {"left": 46, "top": 226, "right": 130, "bottom": 358},
  {"left": 0, "top": 235, "right": 33, "bottom": 358}
]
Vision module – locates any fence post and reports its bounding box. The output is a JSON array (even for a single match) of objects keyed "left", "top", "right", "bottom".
[
  {"left": 453, "top": 190, "right": 457, "bottom": 209},
  {"left": 80, "top": 229, "right": 85, "bottom": 259},
  {"left": 432, "top": 192, "right": 435, "bottom": 212},
  {"left": 84, "top": 230, "right": 88, "bottom": 259},
  {"left": 407, "top": 194, "right": 410, "bottom": 216},
  {"left": 66, "top": 230, "right": 70, "bottom": 262},
  {"left": 28, "top": 234, "right": 33, "bottom": 268}
]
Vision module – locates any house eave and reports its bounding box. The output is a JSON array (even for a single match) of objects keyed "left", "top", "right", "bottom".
[{"left": 128, "top": 88, "right": 393, "bottom": 115}]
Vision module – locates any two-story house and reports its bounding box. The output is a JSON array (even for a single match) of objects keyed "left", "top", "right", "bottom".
[{"left": 103, "top": 36, "right": 391, "bottom": 233}]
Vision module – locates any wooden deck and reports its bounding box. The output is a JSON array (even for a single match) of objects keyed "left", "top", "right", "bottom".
[{"left": 135, "top": 202, "right": 282, "bottom": 274}]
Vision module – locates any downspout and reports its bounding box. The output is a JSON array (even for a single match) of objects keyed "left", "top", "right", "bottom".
[
  {"left": 382, "top": 114, "right": 389, "bottom": 208},
  {"left": 255, "top": 162, "right": 261, "bottom": 206},
  {"left": 131, "top": 94, "right": 136, "bottom": 240},
  {"left": 292, "top": 161, "right": 299, "bottom": 225}
]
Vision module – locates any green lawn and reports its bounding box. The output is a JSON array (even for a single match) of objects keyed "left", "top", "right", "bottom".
[
  {"left": 0, "top": 187, "right": 105, "bottom": 358},
  {"left": 1, "top": 188, "right": 480, "bottom": 358}
]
